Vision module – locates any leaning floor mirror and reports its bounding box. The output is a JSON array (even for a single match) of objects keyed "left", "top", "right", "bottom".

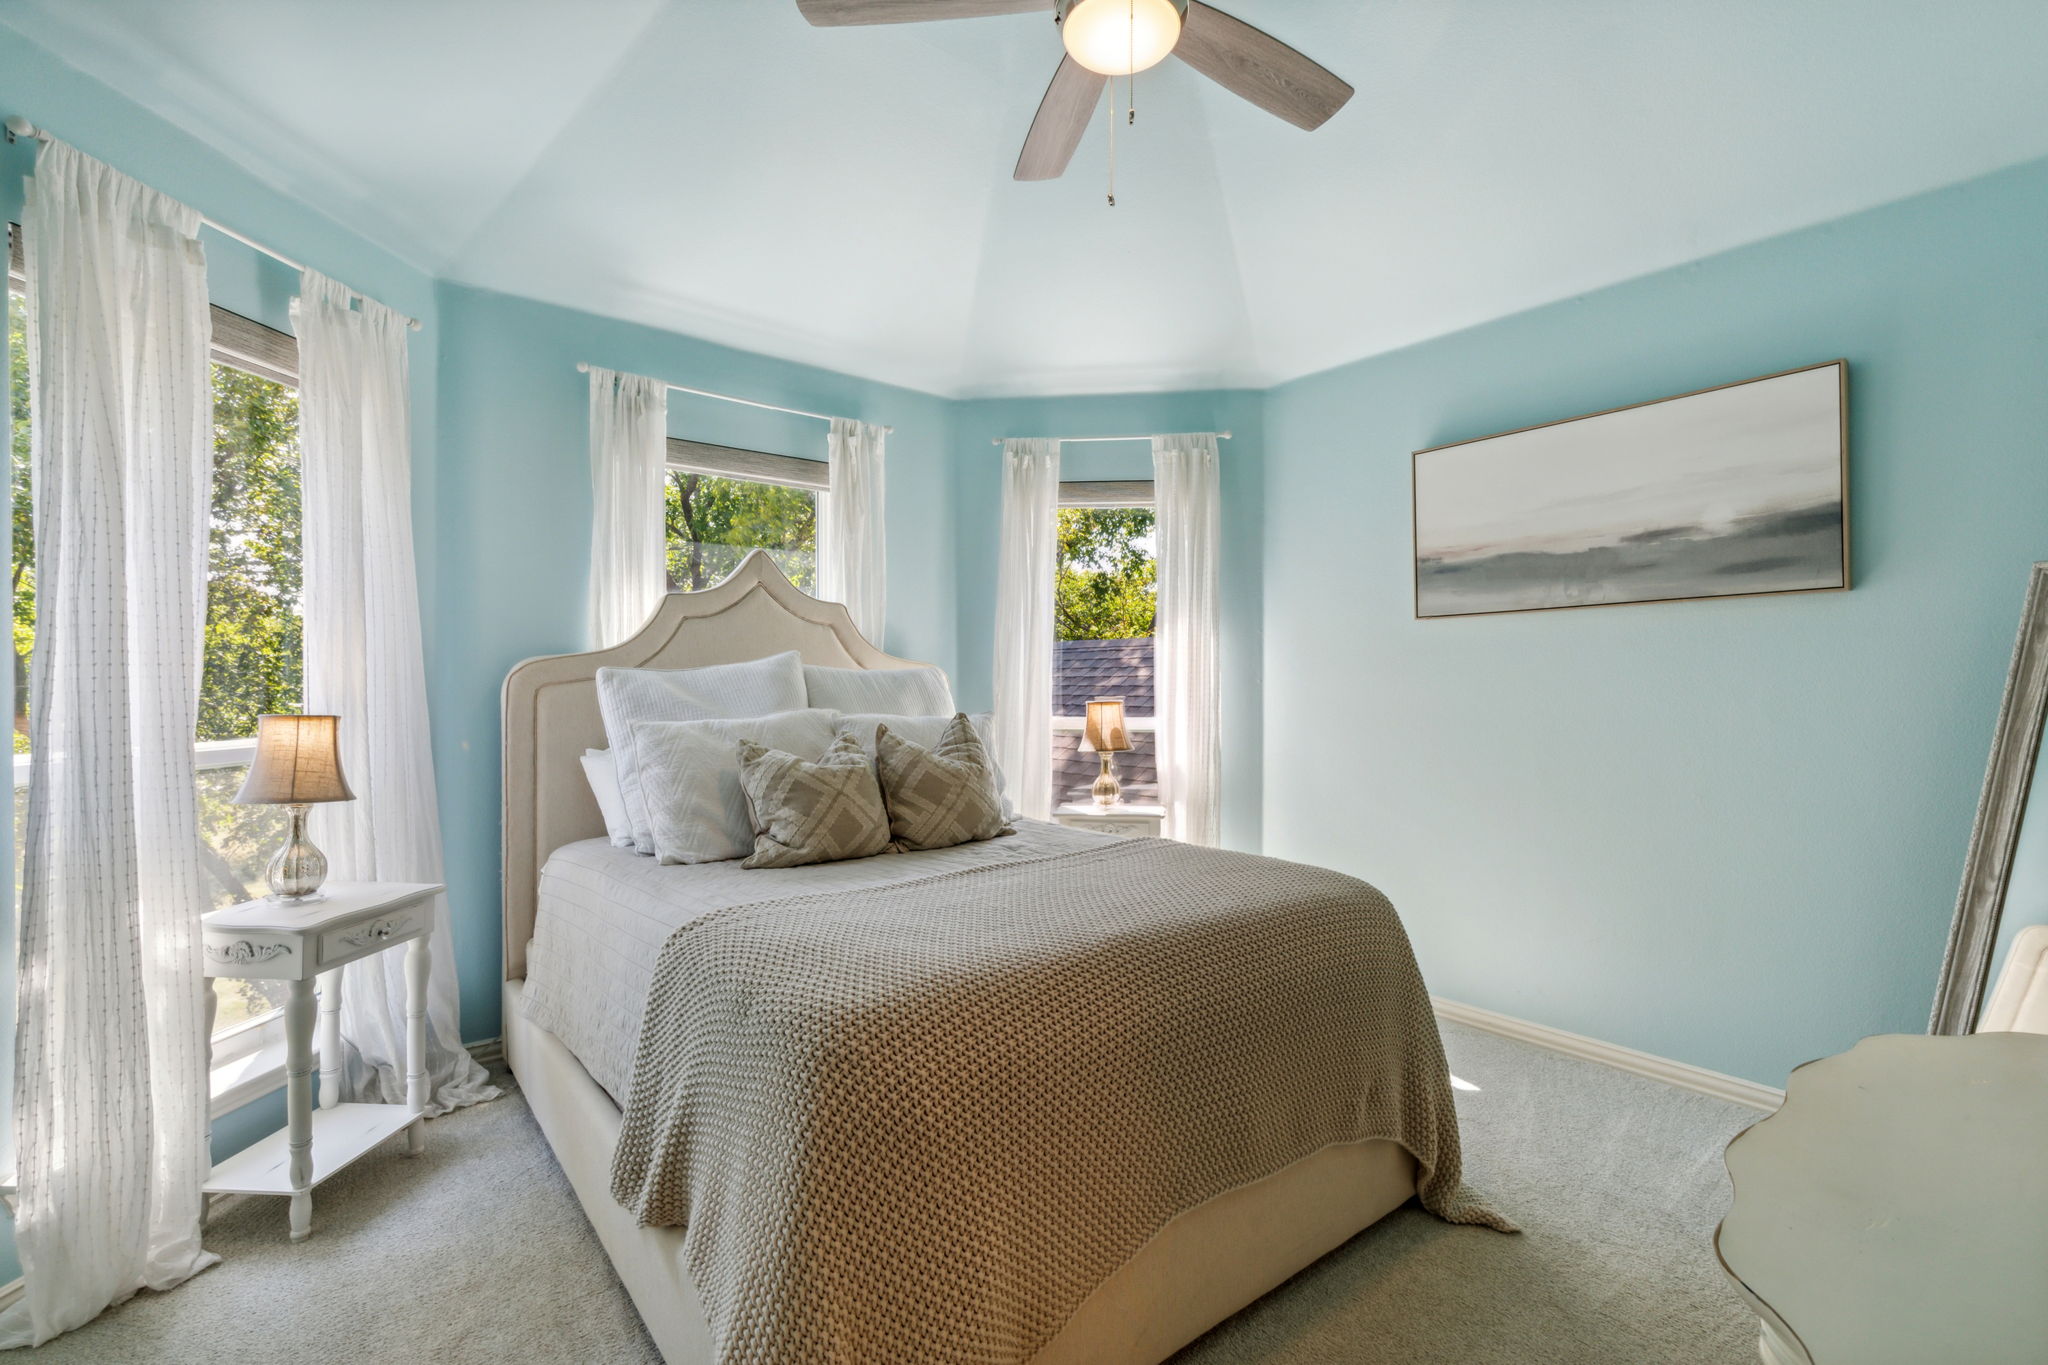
[{"left": 1932, "top": 561, "right": 2048, "bottom": 1034}]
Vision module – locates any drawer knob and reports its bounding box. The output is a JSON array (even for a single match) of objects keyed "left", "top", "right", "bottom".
[{"left": 339, "top": 917, "right": 404, "bottom": 948}]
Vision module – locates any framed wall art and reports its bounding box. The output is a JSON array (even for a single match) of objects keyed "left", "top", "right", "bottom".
[{"left": 1412, "top": 361, "right": 1848, "bottom": 619}]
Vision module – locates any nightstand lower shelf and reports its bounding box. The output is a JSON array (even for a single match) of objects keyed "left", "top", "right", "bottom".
[{"left": 205, "top": 1103, "right": 419, "bottom": 1197}]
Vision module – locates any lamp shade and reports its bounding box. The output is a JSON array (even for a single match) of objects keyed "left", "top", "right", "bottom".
[
  {"left": 1062, "top": 0, "right": 1183, "bottom": 76},
  {"left": 1084, "top": 697, "right": 1132, "bottom": 753},
  {"left": 233, "top": 714, "right": 355, "bottom": 805}
]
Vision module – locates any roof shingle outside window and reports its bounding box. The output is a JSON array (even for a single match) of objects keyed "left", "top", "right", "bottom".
[{"left": 1051, "top": 638, "right": 1158, "bottom": 806}]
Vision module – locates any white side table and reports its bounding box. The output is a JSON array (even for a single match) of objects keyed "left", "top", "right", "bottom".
[
  {"left": 1054, "top": 802, "right": 1166, "bottom": 838},
  {"left": 202, "top": 881, "right": 442, "bottom": 1241},
  {"left": 1716, "top": 1032, "right": 2048, "bottom": 1364}
]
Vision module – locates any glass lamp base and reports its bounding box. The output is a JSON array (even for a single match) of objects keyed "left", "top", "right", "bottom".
[
  {"left": 265, "top": 803, "right": 330, "bottom": 902},
  {"left": 1091, "top": 752, "right": 1124, "bottom": 808}
]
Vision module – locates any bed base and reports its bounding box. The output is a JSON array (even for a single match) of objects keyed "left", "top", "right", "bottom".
[{"left": 505, "top": 978, "right": 1419, "bottom": 1364}]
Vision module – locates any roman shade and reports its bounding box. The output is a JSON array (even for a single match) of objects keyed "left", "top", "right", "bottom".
[{"left": 667, "top": 437, "right": 830, "bottom": 491}]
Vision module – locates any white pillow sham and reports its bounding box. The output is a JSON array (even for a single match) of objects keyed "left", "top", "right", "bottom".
[
  {"left": 635, "top": 708, "right": 841, "bottom": 865},
  {"left": 579, "top": 749, "right": 632, "bottom": 848},
  {"left": 597, "top": 650, "right": 808, "bottom": 855},
  {"left": 804, "top": 663, "right": 954, "bottom": 718},
  {"left": 833, "top": 711, "right": 1016, "bottom": 822}
]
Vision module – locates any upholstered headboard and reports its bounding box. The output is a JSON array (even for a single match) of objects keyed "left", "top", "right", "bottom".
[{"left": 500, "top": 551, "right": 932, "bottom": 979}]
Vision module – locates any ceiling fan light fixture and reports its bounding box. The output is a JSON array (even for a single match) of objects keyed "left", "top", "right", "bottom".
[{"left": 1061, "top": 0, "right": 1182, "bottom": 77}]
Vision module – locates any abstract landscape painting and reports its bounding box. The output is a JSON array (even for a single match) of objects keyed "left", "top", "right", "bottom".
[{"left": 1413, "top": 362, "right": 1847, "bottom": 618}]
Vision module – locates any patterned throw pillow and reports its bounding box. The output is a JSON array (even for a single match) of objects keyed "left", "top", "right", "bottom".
[
  {"left": 874, "top": 714, "right": 1016, "bottom": 853},
  {"left": 735, "top": 731, "right": 893, "bottom": 869}
]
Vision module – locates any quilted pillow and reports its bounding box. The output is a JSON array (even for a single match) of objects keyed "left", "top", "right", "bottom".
[
  {"left": 803, "top": 663, "right": 955, "bottom": 717},
  {"left": 596, "top": 650, "right": 807, "bottom": 854},
  {"left": 874, "top": 714, "right": 1015, "bottom": 853},
  {"left": 735, "top": 731, "right": 893, "bottom": 870},
  {"left": 635, "top": 709, "right": 840, "bottom": 865}
]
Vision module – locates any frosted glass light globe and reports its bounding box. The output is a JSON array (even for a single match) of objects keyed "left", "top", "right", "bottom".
[{"left": 1062, "top": 0, "right": 1183, "bottom": 76}]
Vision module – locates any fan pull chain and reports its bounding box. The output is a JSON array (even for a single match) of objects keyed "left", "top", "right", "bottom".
[
  {"left": 1127, "top": 2, "right": 1138, "bottom": 124},
  {"left": 1107, "top": 69, "right": 1117, "bottom": 207}
]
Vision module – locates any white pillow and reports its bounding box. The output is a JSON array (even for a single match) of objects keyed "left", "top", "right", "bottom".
[
  {"left": 635, "top": 709, "right": 841, "bottom": 865},
  {"left": 597, "top": 651, "right": 807, "bottom": 854},
  {"left": 834, "top": 712, "right": 1015, "bottom": 822},
  {"left": 579, "top": 749, "right": 632, "bottom": 848},
  {"left": 804, "top": 663, "right": 954, "bottom": 717}
]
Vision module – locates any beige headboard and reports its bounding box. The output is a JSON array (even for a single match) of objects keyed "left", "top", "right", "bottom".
[{"left": 500, "top": 550, "right": 933, "bottom": 979}]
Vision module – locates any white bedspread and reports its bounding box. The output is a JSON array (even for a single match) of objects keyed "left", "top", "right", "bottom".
[{"left": 519, "top": 820, "right": 1112, "bottom": 1101}]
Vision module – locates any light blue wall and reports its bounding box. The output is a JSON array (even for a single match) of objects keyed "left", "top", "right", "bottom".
[
  {"left": 8, "top": 0, "right": 2048, "bottom": 1298},
  {"left": 0, "top": 23, "right": 964, "bottom": 1280},
  {"left": 948, "top": 391, "right": 1266, "bottom": 851},
  {"left": 431, "top": 282, "right": 958, "bottom": 1044},
  {"left": 0, "top": 19, "right": 442, "bottom": 1286},
  {"left": 1259, "top": 154, "right": 2048, "bottom": 1087}
]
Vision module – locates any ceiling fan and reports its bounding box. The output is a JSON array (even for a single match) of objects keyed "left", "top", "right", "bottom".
[{"left": 794, "top": 1, "right": 1354, "bottom": 183}]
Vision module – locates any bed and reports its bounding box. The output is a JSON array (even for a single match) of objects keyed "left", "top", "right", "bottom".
[{"left": 501, "top": 552, "right": 1477, "bottom": 1364}]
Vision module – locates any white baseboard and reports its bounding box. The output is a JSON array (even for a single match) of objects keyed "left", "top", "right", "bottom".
[
  {"left": 0, "top": 1276, "right": 19, "bottom": 1313},
  {"left": 467, "top": 1036, "right": 504, "bottom": 1069},
  {"left": 1432, "top": 996, "right": 1785, "bottom": 1113}
]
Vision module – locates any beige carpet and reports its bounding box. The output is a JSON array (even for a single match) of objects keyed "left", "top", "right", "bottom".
[{"left": 22, "top": 1021, "right": 1761, "bottom": 1364}]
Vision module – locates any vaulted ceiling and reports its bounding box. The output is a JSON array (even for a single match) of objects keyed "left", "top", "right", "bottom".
[{"left": 10, "top": 0, "right": 2048, "bottom": 396}]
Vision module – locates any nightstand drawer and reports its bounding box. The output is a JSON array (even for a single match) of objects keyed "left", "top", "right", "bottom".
[
  {"left": 318, "top": 908, "right": 424, "bottom": 964},
  {"left": 1064, "top": 816, "right": 1141, "bottom": 836},
  {"left": 203, "top": 934, "right": 303, "bottom": 979},
  {"left": 1053, "top": 804, "right": 1165, "bottom": 839}
]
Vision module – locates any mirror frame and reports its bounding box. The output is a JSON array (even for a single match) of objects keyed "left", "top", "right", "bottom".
[{"left": 1931, "top": 561, "right": 2048, "bottom": 1033}]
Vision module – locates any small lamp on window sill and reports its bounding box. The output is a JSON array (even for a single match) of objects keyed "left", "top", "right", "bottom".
[
  {"left": 233, "top": 714, "right": 355, "bottom": 903},
  {"left": 1084, "top": 697, "right": 1132, "bottom": 808}
]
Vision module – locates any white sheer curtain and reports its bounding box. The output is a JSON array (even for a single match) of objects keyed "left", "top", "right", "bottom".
[
  {"left": 1152, "top": 433, "right": 1222, "bottom": 846},
  {"left": 296, "top": 271, "right": 497, "bottom": 1116},
  {"left": 2, "top": 139, "right": 217, "bottom": 1349},
  {"left": 817, "top": 416, "right": 886, "bottom": 640},
  {"left": 992, "top": 438, "right": 1061, "bottom": 821},
  {"left": 586, "top": 366, "right": 669, "bottom": 647}
]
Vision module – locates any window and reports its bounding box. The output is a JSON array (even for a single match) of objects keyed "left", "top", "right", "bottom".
[
  {"left": 1052, "top": 481, "right": 1159, "bottom": 808},
  {"left": 8, "top": 224, "right": 303, "bottom": 1049},
  {"left": 664, "top": 438, "right": 824, "bottom": 593}
]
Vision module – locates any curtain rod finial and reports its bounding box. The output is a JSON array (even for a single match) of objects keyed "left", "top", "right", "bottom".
[
  {"left": 576, "top": 362, "right": 591, "bottom": 374},
  {"left": 4, "top": 116, "right": 38, "bottom": 143}
]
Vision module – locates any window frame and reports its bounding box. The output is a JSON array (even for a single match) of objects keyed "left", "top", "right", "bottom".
[
  {"left": 662, "top": 440, "right": 826, "bottom": 593},
  {"left": 1049, "top": 488, "right": 1161, "bottom": 802}
]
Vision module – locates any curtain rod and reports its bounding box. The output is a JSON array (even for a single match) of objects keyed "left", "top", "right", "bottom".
[
  {"left": 575, "top": 362, "right": 893, "bottom": 434},
  {"left": 4, "top": 115, "right": 422, "bottom": 331},
  {"left": 989, "top": 432, "right": 1232, "bottom": 446}
]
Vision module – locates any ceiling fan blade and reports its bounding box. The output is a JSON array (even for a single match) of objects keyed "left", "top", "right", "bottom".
[
  {"left": 1015, "top": 55, "right": 1107, "bottom": 181},
  {"left": 796, "top": 0, "right": 1052, "bottom": 25},
  {"left": 1173, "top": 2, "right": 1353, "bottom": 131}
]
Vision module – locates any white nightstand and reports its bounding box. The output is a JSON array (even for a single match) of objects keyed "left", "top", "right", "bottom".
[
  {"left": 202, "top": 881, "right": 441, "bottom": 1241},
  {"left": 1054, "top": 802, "right": 1166, "bottom": 838}
]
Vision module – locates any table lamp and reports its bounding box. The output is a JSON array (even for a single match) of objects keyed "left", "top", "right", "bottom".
[
  {"left": 1084, "top": 696, "right": 1132, "bottom": 808},
  {"left": 233, "top": 714, "right": 355, "bottom": 902}
]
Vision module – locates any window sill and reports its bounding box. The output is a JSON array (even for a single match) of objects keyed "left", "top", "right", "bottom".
[{"left": 211, "top": 1037, "right": 290, "bottom": 1119}]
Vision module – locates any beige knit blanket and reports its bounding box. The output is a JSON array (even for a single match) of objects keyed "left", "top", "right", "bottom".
[{"left": 611, "top": 837, "right": 1509, "bottom": 1364}]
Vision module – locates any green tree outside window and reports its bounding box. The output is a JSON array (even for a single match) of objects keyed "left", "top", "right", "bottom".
[
  {"left": 665, "top": 470, "right": 817, "bottom": 592},
  {"left": 1056, "top": 507, "right": 1156, "bottom": 641}
]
